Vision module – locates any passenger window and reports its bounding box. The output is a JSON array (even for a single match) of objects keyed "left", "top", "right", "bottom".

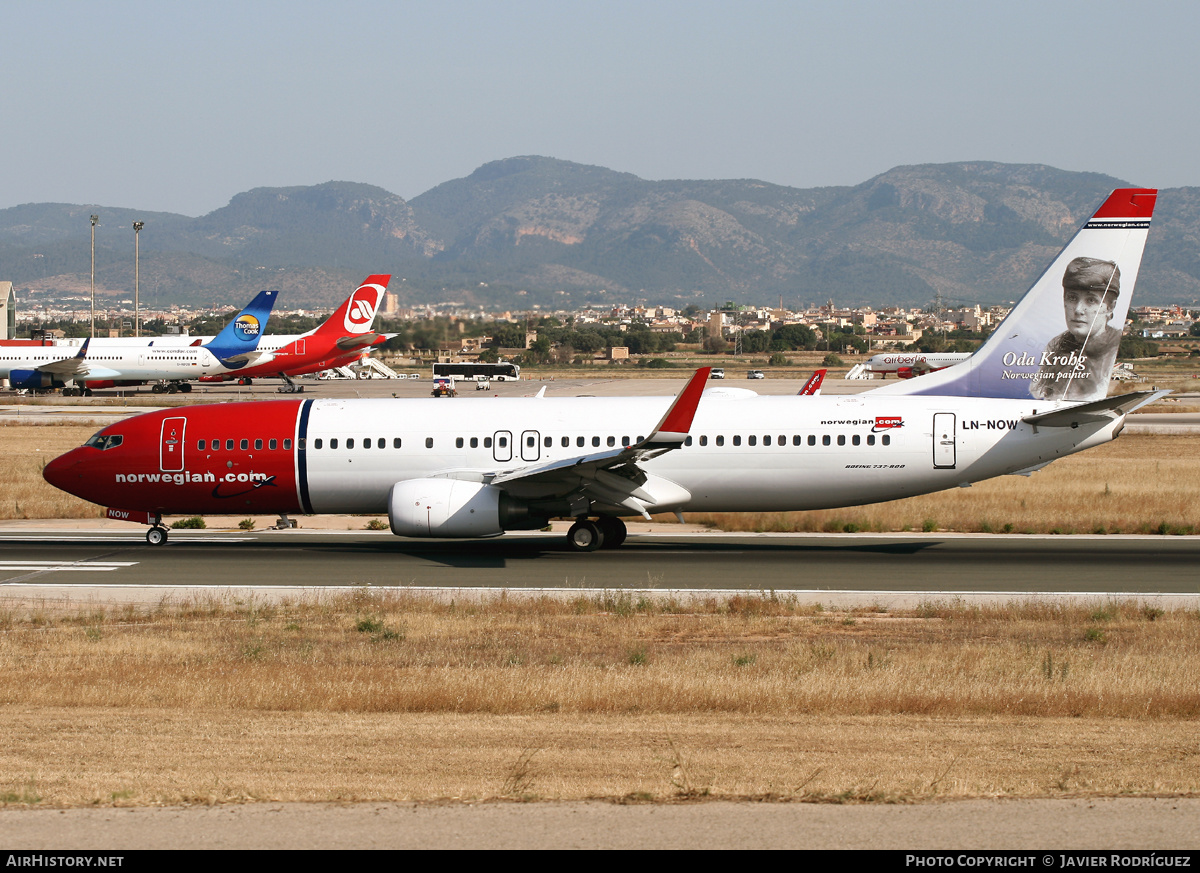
[
  {"left": 226, "top": 439, "right": 234, "bottom": 451},
  {"left": 867, "top": 434, "right": 876, "bottom": 446},
  {"left": 330, "top": 438, "right": 338, "bottom": 449},
  {"left": 314, "top": 438, "right": 323, "bottom": 449},
  {"left": 561, "top": 437, "right": 569, "bottom": 448},
  {"left": 426, "top": 438, "right": 433, "bottom": 448},
  {"left": 763, "top": 435, "right": 771, "bottom": 446},
  {"left": 807, "top": 435, "right": 815, "bottom": 446},
  {"left": 526, "top": 436, "right": 536, "bottom": 448},
  {"left": 197, "top": 440, "right": 206, "bottom": 450},
  {"left": 716, "top": 435, "right": 724, "bottom": 446},
  {"left": 456, "top": 437, "right": 464, "bottom": 448},
  {"left": 363, "top": 438, "right": 371, "bottom": 449},
  {"left": 699, "top": 435, "right": 708, "bottom": 446},
  {"left": 837, "top": 435, "right": 846, "bottom": 446},
  {"left": 544, "top": 437, "right": 552, "bottom": 448},
  {"left": 285, "top": 439, "right": 293, "bottom": 450},
  {"left": 748, "top": 436, "right": 756, "bottom": 446},
  {"left": 733, "top": 436, "right": 742, "bottom": 446},
  {"left": 240, "top": 439, "right": 249, "bottom": 450},
  {"left": 393, "top": 438, "right": 402, "bottom": 449},
  {"left": 882, "top": 434, "right": 891, "bottom": 446},
  {"left": 346, "top": 438, "right": 354, "bottom": 449},
  {"left": 484, "top": 437, "right": 492, "bottom": 448},
  {"left": 822, "top": 435, "right": 831, "bottom": 446},
  {"left": 778, "top": 435, "right": 785, "bottom": 446},
  {"left": 577, "top": 437, "right": 585, "bottom": 447},
  {"left": 592, "top": 437, "right": 600, "bottom": 447},
  {"left": 684, "top": 436, "right": 692, "bottom": 446},
  {"left": 498, "top": 436, "right": 507, "bottom": 448},
  {"left": 852, "top": 435, "right": 860, "bottom": 446},
  {"left": 607, "top": 436, "right": 616, "bottom": 447},
  {"left": 269, "top": 439, "right": 277, "bottom": 450},
  {"left": 255, "top": 439, "right": 263, "bottom": 450},
  {"left": 212, "top": 437, "right": 220, "bottom": 450},
  {"left": 471, "top": 437, "right": 479, "bottom": 448},
  {"left": 621, "top": 436, "right": 630, "bottom": 446}
]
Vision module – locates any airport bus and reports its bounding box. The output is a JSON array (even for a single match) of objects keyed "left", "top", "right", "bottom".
[{"left": 431, "top": 361, "right": 521, "bottom": 381}]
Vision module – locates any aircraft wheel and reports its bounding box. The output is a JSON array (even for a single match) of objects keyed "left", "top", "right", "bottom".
[
  {"left": 180, "top": 383, "right": 192, "bottom": 393},
  {"left": 146, "top": 527, "right": 168, "bottom": 546},
  {"left": 596, "top": 516, "right": 627, "bottom": 549},
  {"left": 151, "top": 384, "right": 164, "bottom": 394},
  {"left": 61, "top": 388, "right": 76, "bottom": 397},
  {"left": 82, "top": 388, "right": 93, "bottom": 397},
  {"left": 167, "top": 383, "right": 179, "bottom": 394},
  {"left": 567, "top": 520, "right": 604, "bottom": 552}
]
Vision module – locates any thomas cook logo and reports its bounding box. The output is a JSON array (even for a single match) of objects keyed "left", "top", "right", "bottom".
[
  {"left": 234, "top": 314, "right": 261, "bottom": 340},
  {"left": 344, "top": 285, "right": 383, "bottom": 332},
  {"left": 872, "top": 416, "right": 904, "bottom": 433}
]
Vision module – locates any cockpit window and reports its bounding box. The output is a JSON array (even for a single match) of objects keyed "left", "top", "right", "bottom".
[{"left": 84, "top": 433, "right": 123, "bottom": 451}]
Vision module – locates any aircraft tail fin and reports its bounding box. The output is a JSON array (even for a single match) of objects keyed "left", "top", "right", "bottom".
[
  {"left": 309, "top": 275, "right": 392, "bottom": 344},
  {"left": 798, "top": 368, "right": 826, "bottom": 396},
  {"left": 204, "top": 289, "right": 279, "bottom": 364},
  {"left": 867, "top": 188, "right": 1157, "bottom": 402}
]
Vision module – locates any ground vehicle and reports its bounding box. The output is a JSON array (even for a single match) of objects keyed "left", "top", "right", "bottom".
[
  {"left": 475, "top": 376, "right": 491, "bottom": 390},
  {"left": 709, "top": 368, "right": 725, "bottom": 379},
  {"left": 431, "top": 378, "right": 457, "bottom": 397},
  {"left": 748, "top": 370, "right": 765, "bottom": 379},
  {"left": 432, "top": 362, "right": 520, "bottom": 381}
]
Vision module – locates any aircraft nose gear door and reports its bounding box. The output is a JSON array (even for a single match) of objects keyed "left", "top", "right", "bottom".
[
  {"left": 933, "top": 413, "right": 956, "bottom": 469},
  {"left": 160, "top": 417, "right": 187, "bottom": 473}
]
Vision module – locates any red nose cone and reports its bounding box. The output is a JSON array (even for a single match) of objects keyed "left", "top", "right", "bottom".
[{"left": 43, "top": 449, "right": 82, "bottom": 495}]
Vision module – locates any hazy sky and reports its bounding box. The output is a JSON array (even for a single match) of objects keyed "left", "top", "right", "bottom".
[{"left": 4, "top": 0, "right": 1197, "bottom": 216}]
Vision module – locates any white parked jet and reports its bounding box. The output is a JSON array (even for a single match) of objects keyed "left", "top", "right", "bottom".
[
  {"left": 0, "top": 289, "right": 279, "bottom": 396},
  {"left": 44, "top": 189, "right": 1163, "bottom": 549}
]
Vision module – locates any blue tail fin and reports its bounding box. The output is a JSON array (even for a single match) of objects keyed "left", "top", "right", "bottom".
[
  {"left": 203, "top": 289, "right": 279, "bottom": 363},
  {"left": 867, "top": 188, "right": 1157, "bottom": 402}
]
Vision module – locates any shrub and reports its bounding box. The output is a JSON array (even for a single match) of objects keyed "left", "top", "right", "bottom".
[{"left": 170, "top": 516, "right": 206, "bottom": 529}]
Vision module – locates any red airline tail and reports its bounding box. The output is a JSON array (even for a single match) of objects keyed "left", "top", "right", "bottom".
[
  {"left": 798, "top": 369, "right": 826, "bottom": 396},
  {"left": 308, "top": 275, "right": 392, "bottom": 344}
]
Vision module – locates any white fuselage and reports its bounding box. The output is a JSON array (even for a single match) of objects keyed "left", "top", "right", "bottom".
[{"left": 297, "top": 392, "right": 1114, "bottom": 515}]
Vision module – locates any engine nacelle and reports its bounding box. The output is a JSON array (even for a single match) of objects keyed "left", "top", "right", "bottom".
[
  {"left": 388, "top": 478, "right": 566, "bottom": 538},
  {"left": 9, "top": 369, "right": 59, "bottom": 390}
]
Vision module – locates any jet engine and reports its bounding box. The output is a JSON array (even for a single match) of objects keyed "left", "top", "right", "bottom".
[
  {"left": 9, "top": 369, "right": 60, "bottom": 390},
  {"left": 388, "top": 479, "right": 578, "bottom": 538}
]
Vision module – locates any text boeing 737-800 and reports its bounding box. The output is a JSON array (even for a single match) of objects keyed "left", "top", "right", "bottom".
[{"left": 44, "top": 189, "right": 1163, "bottom": 550}]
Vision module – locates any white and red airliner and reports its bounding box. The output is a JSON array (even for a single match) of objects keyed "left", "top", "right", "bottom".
[
  {"left": 863, "top": 351, "right": 971, "bottom": 379},
  {"left": 44, "top": 189, "right": 1164, "bottom": 550}
]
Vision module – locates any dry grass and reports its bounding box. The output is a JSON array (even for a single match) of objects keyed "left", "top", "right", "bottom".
[
  {"left": 0, "top": 592, "right": 1197, "bottom": 805},
  {"left": 0, "top": 424, "right": 104, "bottom": 519}
]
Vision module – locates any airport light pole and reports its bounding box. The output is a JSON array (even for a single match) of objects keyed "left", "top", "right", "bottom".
[
  {"left": 89, "top": 215, "right": 99, "bottom": 338},
  {"left": 133, "top": 221, "right": 144, "bottom": 337}
]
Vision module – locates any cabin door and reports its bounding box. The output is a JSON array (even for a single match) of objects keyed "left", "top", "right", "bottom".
[
  {"left": 520, "top": 430, "right": 541, "bottom": 462},
  {"left": 932, "top": 413, "right": 956, "bottom": 469},
  {"left": 160, "top": 417, "right": 187, "bottom": 472}
]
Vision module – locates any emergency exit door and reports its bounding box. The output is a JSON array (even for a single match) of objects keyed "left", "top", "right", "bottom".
[{"left": 160, "top": 417, "right": 186, "bottom": 472}]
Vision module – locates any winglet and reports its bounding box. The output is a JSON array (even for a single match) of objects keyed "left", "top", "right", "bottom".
[{"left": 638, "top": 367, "right": 710, "bottom": 448}]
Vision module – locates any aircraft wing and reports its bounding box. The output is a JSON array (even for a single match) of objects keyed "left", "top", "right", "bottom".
[
  {"left": 23, "top": 339, "right": 121, "bottom": 381},
  {"left": 442, "top": 367, "right": 710, "bottom": 518}
]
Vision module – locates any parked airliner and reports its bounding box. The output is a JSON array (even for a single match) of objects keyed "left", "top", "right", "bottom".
[
  {"left": 0, "top": 290, "right": 279, "bottom": 396},
  {"left": 44, "top": 189, "right": 1163, "bottom": 550},
  {"left": 863, "top": 351, "right": 971, "bottom": 378}
]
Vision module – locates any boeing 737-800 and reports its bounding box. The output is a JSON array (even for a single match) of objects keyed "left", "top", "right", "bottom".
[{"left": 44, "top": 189, "right": 1162, "bottom": 550}]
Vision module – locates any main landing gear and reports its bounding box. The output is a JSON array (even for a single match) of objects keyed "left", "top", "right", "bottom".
[
  {"left": 566, "top": 516, "right": 627, "bottom": 552},
  {"left": 150, "top": 381, "right": 191, "bottom": 394},
  {"left": 145, "top": 519, "right": 169, "bottom": 546}
]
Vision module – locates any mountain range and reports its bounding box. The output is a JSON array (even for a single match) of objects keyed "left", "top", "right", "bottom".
[{"left": 2, "top": 158, "right": 1198, "bottom": 310}]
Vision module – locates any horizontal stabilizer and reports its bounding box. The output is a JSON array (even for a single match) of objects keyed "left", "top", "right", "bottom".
[{"left": 1022, "top": 389, "right": 1169, "bottom": 428}]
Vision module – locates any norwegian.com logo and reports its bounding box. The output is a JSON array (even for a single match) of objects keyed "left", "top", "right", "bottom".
[{"left": 343, "top": 285, "right": 384, "bottom": 332}]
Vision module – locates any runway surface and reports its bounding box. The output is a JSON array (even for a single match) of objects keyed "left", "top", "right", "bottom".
[{"left": 2, "top": 530, "right": 1197, "bottom": 607}]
